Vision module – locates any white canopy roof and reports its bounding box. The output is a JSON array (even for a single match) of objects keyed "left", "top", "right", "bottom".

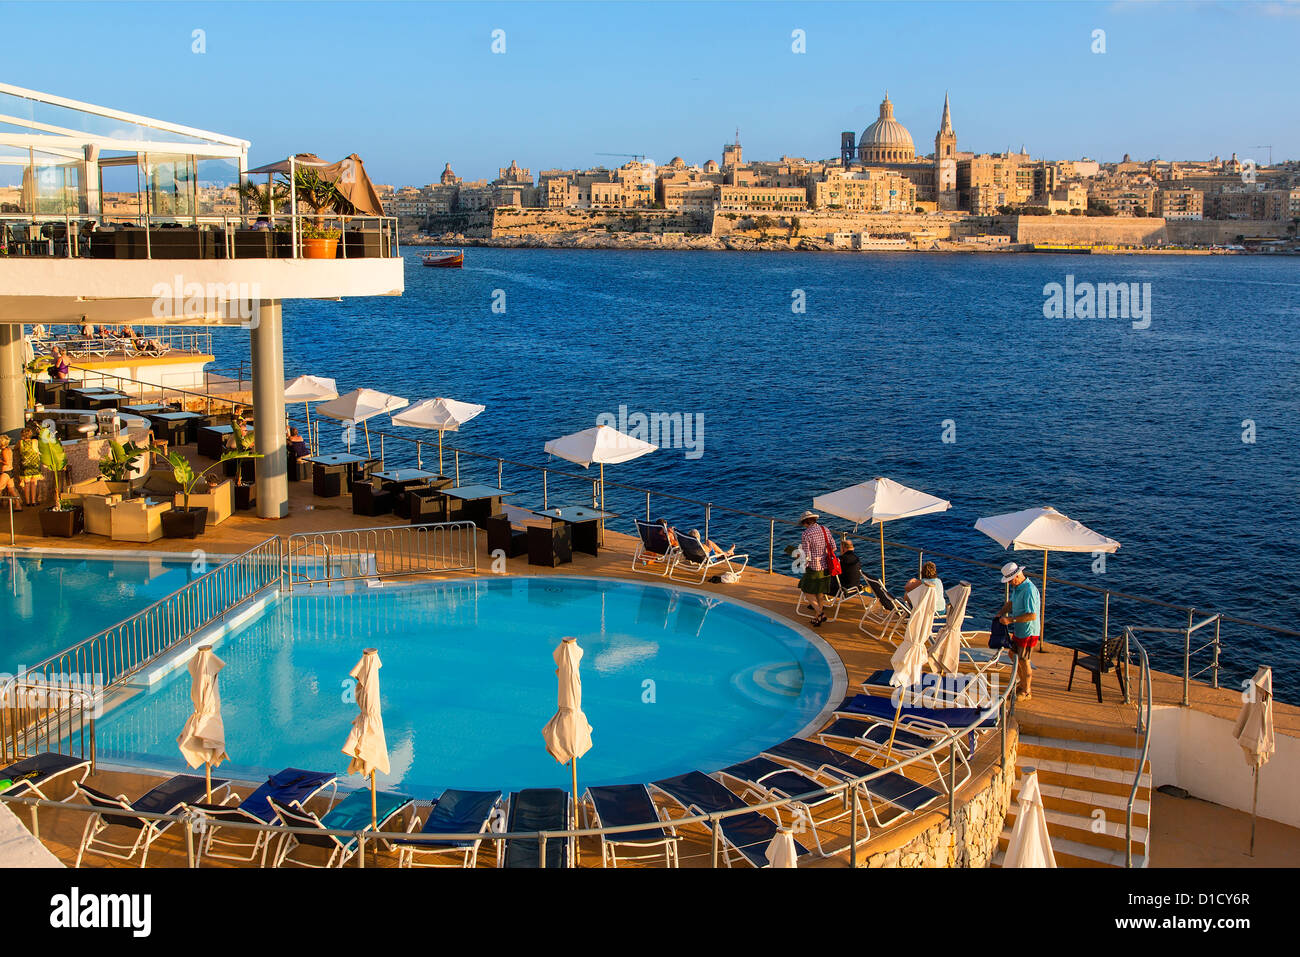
[
  {"left": 543, "top": 424, "right": 656, "bottom": 468},
  {"left": 315, "top": 387, "right": 408, "bottom": 425},
  {"left": 392, "top": 397, "right": 485, "bottom": 432},
  {"left": 814, "top": 477, "right": 950, "bottom": 526},
  {"left": 283, "top": 374, "right": 338, "bottom": 403},
  {"left": 975, "top": 506, "right": 1119, "bottom": 554}
]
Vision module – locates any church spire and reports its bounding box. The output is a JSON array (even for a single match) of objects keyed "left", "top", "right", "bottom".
[{"left": 939, "top": 91, "right": 954, "bottom": 135}]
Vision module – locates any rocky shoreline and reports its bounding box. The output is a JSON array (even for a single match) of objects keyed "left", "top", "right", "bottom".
[{"left": 404, "top": 232, "right": 999, "bottom": 253}]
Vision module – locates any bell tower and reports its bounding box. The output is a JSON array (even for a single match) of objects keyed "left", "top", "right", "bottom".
[{"left": 934, "top": 92, "right": 958, "bottom": 210}]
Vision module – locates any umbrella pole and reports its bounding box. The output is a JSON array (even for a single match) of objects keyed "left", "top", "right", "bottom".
[
  {"left": 1041, "top": 551, "right": 1049, "bottom": 648},
  {"left": 364, "top": 420, "right": 372, "bottom": 458},
  {"left": 438, "top": 431, "right": 444, "bottom": 475},
  {"left": 879, "top": 523, "right": 886, "bottom": 585},
  {"left": 599, "top": 463, "right": 605, "bottom": 546},
  {"left": 883, "top": 693, "right": 905, "bottom": 762},
  {"left": 571, "top": 758, "right": 580, "bottom": 867},
  {"left": 205, "top": 762, "right": 212, "bottom": 803},
  {"left": 370, "top": 769, "right": 377, "bottom": 830},
  {"left": 1250, "top": 766, "right": 1259, "bottom": 856}
]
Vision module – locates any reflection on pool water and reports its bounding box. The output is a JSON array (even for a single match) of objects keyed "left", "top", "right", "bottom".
[
  {"left": 0, "top": 554, "right": 203, "bottom": 673},
  {"left": 94, "top": 576, "right": 840, "bottom": 796}
]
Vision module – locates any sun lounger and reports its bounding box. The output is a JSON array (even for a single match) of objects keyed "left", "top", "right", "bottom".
[
  {"left": 668, "top": 532, "right": 749, "bottom": 584},
  {"left": 816, "top": 716, "right": 972, "bottom": 792},
  {"left": 194, "top": 767, "right": 339, "bottom": 866},
  {"left": 714, "top": 757, "right": 866, "bottom": 856},
  {"left": 395, "top": 788, "right": 504, "bottom": 868},
  {"left": 860, "top": 668, "right": 995, "bottom": 708},
  {"left": 832, "top": 693, "right": 998, "bottom": 755},
  {"left": 761, "top": 738, "right": 942, "bottom": 828},
  {"left": 651, "top": 770, "right": 810, "bottom": 868},
  {"left": 268, "top": 789, "right": 413, "bottom": 868},
  {"left": 581, "top": 784, "right": 680, "bottom": 868},
  {"left": 797, "top": 576, "right": 868, "bottom": 622},
  {"left": 0, "top": 753, "right": 91, "bottom": 802},
  {"left": 859, "top": 576, "right": 911, "bottom": 642},
  {"left": 74, "top": 774, "right": 231, "bottom": 867},
  {"left": 502, "top": 788, "right": 572, "bottom": 868},
  {"left": 631, "top": 519, "right": 680, "bottom": 576}
]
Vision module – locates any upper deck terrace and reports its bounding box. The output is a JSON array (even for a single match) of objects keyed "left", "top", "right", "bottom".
[{"left": 0, "top": 82, "right": 404, "bottom": 518}]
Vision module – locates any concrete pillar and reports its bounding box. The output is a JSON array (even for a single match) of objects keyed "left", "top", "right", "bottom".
[
  {"left": 0, "top": 324, "right": 26, "bottom": 435},
  {"left": 249, "top": 299, "right": 288, "bottom": 519}
]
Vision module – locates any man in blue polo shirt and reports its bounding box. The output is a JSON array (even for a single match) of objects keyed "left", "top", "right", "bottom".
[{"left": 998, "top": 561, "right": 1041, "bottom": 699}]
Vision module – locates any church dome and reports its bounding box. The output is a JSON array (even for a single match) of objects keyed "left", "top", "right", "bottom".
[{"left": 859, "top": 93, "right": 915, "bottom": 163}]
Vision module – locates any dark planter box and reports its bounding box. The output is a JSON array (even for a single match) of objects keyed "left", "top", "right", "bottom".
[
  {"left": 162, "top": 506, "right": 208, "bottom": 539},
  {"left": 39, "top": 505, "right": 84, "bottom": 538},
  {"left": 527, "top": 522, "right": 572, "bottom": 567},
  {"left": 234, "top": 484, "right": 256, "bottom": 511}
]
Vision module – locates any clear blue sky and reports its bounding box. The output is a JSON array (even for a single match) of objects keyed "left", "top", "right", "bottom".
[{"left": 3, "top": 1, "right": 1297, "bottom": 184}]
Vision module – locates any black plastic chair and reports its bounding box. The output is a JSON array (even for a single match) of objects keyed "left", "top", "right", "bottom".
[
  {"left": 485, "top": 514, "right": 528, "bottom": 558},
  {"left": 1067, "top": 634, "right": 1128, "bottom": 703},
  {"left": 352, "top": 481, "right": 394, "bottom": 517},
  {"left": 527, "top": 522, "right": 572, "bottom": 567}
]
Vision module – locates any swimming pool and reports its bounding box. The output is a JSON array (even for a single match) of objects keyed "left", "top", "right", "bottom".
[
  {"left": 93, "top": 576, "right": 843, "bottom": 796},
  {"left": 0, "top": 553, "right": 204, "bottom": 674}
]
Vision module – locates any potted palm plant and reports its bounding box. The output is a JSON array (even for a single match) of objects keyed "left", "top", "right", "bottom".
[
  {"left": 163, "top": 448, "right": 261, "bottom": 538},
  {"left": 98, "top": 438, "right": 146, "bottom": 497},
  {"left": 284, "top": 166, "right": 356, "bottom": 259},
  {"left": 24, "top": 357, "right": 51, "bottom": 412},
  {"left": 36, "top": 428, "right": 83, "bottom": 537}
]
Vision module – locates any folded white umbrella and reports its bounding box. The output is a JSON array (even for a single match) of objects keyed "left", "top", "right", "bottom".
[
  {"left": 391, "top": 397, "right": 485, "bottom": 473},
  {"left": 1004, "top": 769, "right": 1057, "bottom": 867},
  {"left": 765, "top": 828, "right": 799, "bottom": 868},
  {"left": 176, "top": 645, "right": 227, "bottom": 801},
  {"left": 283, "top": 375, "right": 338, "bottom": 454},
  {"left": 1233, "top": 666, "right": 1274, "bottom": 855},
  {"left": 543, "top": 637, "right": 593, "bottom": 844},
  {"left": 884, "top": 581, "right": 939, "bottom": 759},
  {"left": 342, "top": 648, "right": 390, "bottom": 827},
  {"left": 315, "top": 387, "right": 409, "bottom": 455},
  {"left": 975, "top": 505, "right": 1119, "bottom": 633},
  {"left": 814, "top": 477, "right": 950, "bottom": 585},
  {"left": 544, "top": 425, "right": 656, "bottom": 539},
  {"left": 931, "top": 581, "right": 971, "bottom": 675}
]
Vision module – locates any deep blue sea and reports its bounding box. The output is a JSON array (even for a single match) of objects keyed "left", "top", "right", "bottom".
[{"left": 215, "top": 248, "right": 1300, "bottom": 698}]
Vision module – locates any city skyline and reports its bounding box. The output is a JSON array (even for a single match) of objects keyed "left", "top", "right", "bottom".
[{"left": 1, "top": 1, "right": 1298, "bottom": 184}]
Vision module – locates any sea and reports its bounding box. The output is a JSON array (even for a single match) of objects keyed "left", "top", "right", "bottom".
[{"left": 213, "top": 247, "right": 1300, "bottom": 699}]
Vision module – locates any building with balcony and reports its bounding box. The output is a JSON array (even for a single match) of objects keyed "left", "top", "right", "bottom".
[{"left": 0, "top": 82, "right": 404, "bottom": 520}]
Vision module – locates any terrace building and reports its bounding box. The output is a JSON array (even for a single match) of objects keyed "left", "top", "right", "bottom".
[{"left": 0, "top": 83, "right": 403, "bottom": 520}]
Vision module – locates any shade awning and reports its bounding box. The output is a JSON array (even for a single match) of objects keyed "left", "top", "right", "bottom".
[
  {"left": 543, "top": 425, "right": 656, "bottom": 468},
  {"left": 245, "top": 152, "right": 385, "bottom": 216},
  {"left": 814, "top": 477, "right": 950, "bottom": 525},
  {"left": 975, "top": 506, "right": 1119, "bottom": 553}
]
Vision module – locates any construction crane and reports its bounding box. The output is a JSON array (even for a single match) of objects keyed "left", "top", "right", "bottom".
[
  {"left": 1253, "top": 145, "right": 1273, "bottom": 166},
  {"left": 596, "top": 153, "right": 647, "bottom": 163}
]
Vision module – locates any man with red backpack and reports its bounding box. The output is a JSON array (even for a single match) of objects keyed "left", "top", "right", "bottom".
[{"left": 795, "top": 510, "right": 839, "bottom": 627}]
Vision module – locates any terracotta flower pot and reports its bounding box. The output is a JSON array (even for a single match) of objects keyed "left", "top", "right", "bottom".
[{"left": 301, "top": 237, "right": 338, "bottom": 259}]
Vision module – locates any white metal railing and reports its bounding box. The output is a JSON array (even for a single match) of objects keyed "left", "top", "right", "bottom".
[
  {"left": 0, "top": 537, "right": 281, "bottom": 765},
  {"left": 0, "top": 658, "right": 1019, "bottom": 869},
  {"left": 285, "top": 522, "right": 478, "bottom": 590},
  {"left": 1120, "top": 626, "right": 1154, "bottom": 868}
]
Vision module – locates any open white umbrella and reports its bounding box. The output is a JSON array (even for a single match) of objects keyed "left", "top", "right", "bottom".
[
  {"left": 884, "top": 580, "right": 939, "bottom": 760},
  {"left": 1233, "top": 666, "right": 1274, "bottom": 856},
  {"left": 342, "top": 648, "right": 389, "bottom": 828},
  {"left": 284, "top": 374, "right": 338, "bottom": 455},
  {"left": 391, "top": 397, "right": 485, "bottom": 474},
  {"left": 176, "top": 646, "right": 228, "bottom": 801},
  {"left": 316, "top": 388, "right": 408, "bottom": 457},
  {"left": 1004, "top": 769, "right": 1057, "bottom": 867},
  {"left": 814, "top": 477, "right": 950, "bottom": 586},
  {"left": 975, "top": 506, "right": 1119, "bottom": 636},
  {"left": 542, "top": 637, "right": 593, "bottom": 851},
  {"left": 544, "top": 425, "right": 656, "bottom": 541}
]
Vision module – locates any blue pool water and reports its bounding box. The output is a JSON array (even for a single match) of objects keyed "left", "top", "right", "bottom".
[
  {"left": 207, "top": 249, "right": 1300, "bottom": 697},
  {"left": 93, "top": 577, "right": 839, "bottom": 795},
  {"left": 0, "top": 555, "right": 203, "bottom": 673}
]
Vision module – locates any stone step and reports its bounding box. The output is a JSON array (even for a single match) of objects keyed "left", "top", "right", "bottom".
[
  {"left": 1017, "top": 716, "right": 1141, "bottom": 751},
  {"left": 1005, "top": 804, "right": 1148, "bottom": 854},
  {"left": 994, "top": 828, "right": 1146, "bottom": 868},
  {"left": 1012, "top": 779, "right": 1150, "bottom": 829},
  {"left": 1022, "top": 757, "right": 1152, "bottom": 800},
  {"left": 1018, "top": 734, "right": 1150, "bottom": 774}
]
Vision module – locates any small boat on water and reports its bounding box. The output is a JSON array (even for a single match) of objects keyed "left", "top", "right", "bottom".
[{"left": 421, "top": 248, "right": 464, "bottom": 268}]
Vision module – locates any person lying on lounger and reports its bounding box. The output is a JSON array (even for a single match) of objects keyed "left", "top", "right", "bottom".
[{"left": 686, "top": 528, "right": 735, "bottom": 558}]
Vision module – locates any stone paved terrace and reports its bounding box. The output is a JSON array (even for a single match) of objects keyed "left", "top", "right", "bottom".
[{"left": 3, "top": 444, "right": 1298, "bottom": 867}]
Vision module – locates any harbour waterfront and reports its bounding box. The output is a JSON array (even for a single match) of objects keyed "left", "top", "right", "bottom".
[{"left": 213, "top": 247, "right": 1300, "bottom": 697}]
